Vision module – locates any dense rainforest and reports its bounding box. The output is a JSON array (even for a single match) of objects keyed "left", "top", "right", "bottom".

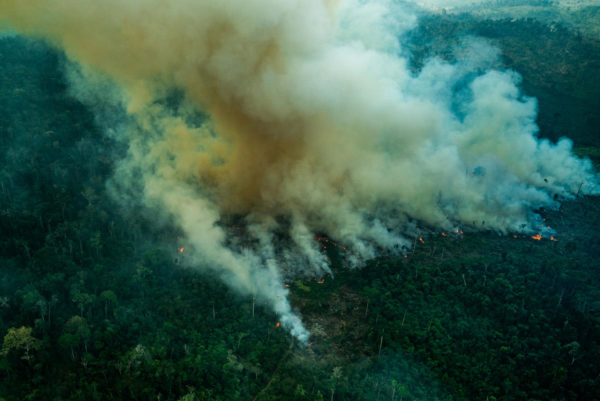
[{"left": 1, "top": 11, "right": 599, "bottom": 401}]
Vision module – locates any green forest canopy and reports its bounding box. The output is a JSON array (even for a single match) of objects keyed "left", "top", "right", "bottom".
[{"left": 1, "top": 14, "right": 599, "bottom": 401}]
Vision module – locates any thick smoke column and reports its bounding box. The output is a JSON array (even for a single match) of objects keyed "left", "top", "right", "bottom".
[{"left": 1, "top": 0, "right": 597, "bottom": 342}]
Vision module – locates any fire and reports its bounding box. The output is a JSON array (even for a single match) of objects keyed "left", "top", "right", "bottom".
[
  {"left": 418, "top": 237, "right": 425, "bottom": 244},
  {"left": 449, "top": 229, "right": 464, "bottom": 239},
  {"left": 275, "top": 322, "right": 281, "bottom": 328},
  {"left": 179, "top": 247, "right": 184, "bottom": 253},
  {"left": 441, "top": 232, "right": 446, "bottom": 237},
  {"left": 315, "top": 236, "right": 348, "bottom": 251},
  {"left": 317, "top": 278, "right": 325, "bottom": 284},
  {"left": 285, "top": 284, "right": 290, "bottom": 287},
  {"left": 531, "top": 234, "right": 542, "bottom": 240},
  {"left": 550, "top": 235, "right": 558, "bottom": 241}
]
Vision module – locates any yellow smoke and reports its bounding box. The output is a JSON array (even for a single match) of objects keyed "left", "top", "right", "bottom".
[{"left": 1, "top": 0, "right": 597, "bottom": 341}]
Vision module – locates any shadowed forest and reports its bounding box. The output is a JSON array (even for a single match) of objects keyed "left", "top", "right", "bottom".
[{"left": 1, "top": 9, "right": 599, "bottom": 401}]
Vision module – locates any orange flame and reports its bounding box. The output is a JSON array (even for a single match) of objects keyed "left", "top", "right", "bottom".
[
  {"left": 179, "top": 247, "right": 184, "bottom": 253},
  {"left": 550, "top": 235, "right": 557, "bottom": 242},
  {"left": 317, "top": 278, "right": 325, "bottom": 284},
  {"left": 276, "top": 322, "right": 281, "bottom": 328},
  {"left": 418, "top": 237, "right": 425, "bottom": 244},
  {"left": 316, "top": 236, "right": 347, "bottom": 251},
  {"left": 531, "top": 234, "right": 542, "bottom": 240},
  {"left": 441, "top": 232, "right": 446, "bottom": 237}
]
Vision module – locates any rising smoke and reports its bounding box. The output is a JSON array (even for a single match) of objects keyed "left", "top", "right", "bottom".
[{"left": 1, "top": 0, "right": 597, "bottom": 342}]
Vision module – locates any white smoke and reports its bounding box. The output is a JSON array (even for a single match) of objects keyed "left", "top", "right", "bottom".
[{"left": 1, "top": 0, "right": 597, "bottom": 342}]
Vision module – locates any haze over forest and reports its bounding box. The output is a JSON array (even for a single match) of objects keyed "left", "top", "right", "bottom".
[{"left": 0, "top": 1, "right": 599, "bottom": 400}]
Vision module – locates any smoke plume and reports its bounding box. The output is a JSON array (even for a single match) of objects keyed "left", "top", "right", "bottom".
[{"left": 1, "top": 0, "right": 597, "bottom": 342}]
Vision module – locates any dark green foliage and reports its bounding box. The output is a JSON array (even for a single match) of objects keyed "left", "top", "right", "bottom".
[
  {"left": 1, "top": 17, "right": 599, "bottom": 401},
  {"left": 0, "top": 36, "right": 291, "bottom": 400},
  {"left": 354, "top": 222, "right": 600, "bottom": 401},
  {"left": 405, "top": 13, "right": 600, "bottom": 147}
]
